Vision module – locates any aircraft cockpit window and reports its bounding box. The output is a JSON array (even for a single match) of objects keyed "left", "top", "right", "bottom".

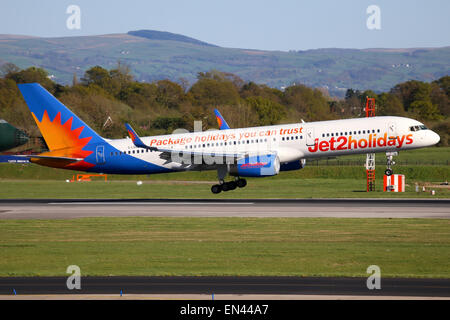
[{"left": 410, "top": 125, "right": 428, "bottom": 132}]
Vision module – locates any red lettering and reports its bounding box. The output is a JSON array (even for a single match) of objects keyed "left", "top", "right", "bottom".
[
  {"left": 377, "top": 133, "right": 387, "bottom": 147},
  {"left": 307, "top": 139, "right": 319, "bottom": 152},
  {"left": 387, "top": 138, "right": 396, "bottom": 146},
  {"left": 336, "top": 136, "right": 347, "bottom": 150},
  {"left": 347, "top": 136, "right": 358, "bottom": 149},
  {"left": 406, "top": 134, "right": 413, "bottom": 144},
  {"left": 329, "top": 137, "right": 336, "bottom": 150},
  {"left": 319, "top": 140, "right": 329, "bottom": 151},
  {"left": 396, "top": 135, "right": 406, "bottom": 148},
  {"left": 358, "top": 138, "right": 368, "bottom": 148}
]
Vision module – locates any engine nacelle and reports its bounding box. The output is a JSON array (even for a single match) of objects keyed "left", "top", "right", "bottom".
[
  {"left": 280, "top": 159, "right": 306, "bottom": 171},
  {"left": 229, "top": 154, "right": 280, "bottom": 177}
]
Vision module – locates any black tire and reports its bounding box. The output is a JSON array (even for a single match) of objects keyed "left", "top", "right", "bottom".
[
  {"left": 211, "top": 185, "right": 222, "bottom": 194},
  {"left": 385, "top": 169, "right": 393, "bottom": 176},
  {"left": 228, "top": 181, "right": 237, "bottom": 190},
  {"left": 236, "top": 178, "right": 247, "bottom": 188},
  {"left": 221, "top": 183, "right": 230, "bottom": 192}
]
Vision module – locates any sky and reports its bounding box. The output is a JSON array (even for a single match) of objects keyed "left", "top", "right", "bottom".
[{"left": 0, "top": 0, "right": 449, "bottom": 51}]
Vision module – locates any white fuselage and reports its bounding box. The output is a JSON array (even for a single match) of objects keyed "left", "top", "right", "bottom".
[{"left": 104, "top": 116, "right": 440, "bottom": 172}]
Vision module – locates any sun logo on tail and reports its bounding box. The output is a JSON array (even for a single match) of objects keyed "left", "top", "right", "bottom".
[
  {"left": 127, "top": 130, "right": 137, "bottom": 142},
  {"left": 31, "top": 110, "right": 94, "bottom": 169},
  {"left": 216, "top": 116, "right": 223, "bottom": 128}
]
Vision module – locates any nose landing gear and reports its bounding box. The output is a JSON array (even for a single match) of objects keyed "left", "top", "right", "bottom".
[{"left": 385, "top": 151, "right": 398, "bottom": 176}]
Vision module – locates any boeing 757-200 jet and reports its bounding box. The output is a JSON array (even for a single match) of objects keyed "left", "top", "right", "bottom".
[{"left": 18, "top": 83, "right": 440, "bottom": 193}]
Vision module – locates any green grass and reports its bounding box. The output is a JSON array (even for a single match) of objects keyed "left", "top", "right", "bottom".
[
  {"left": 0, "top": 147, "right": 448, "bottom": 198},
  {"left": 1, "top": 147, "right": 448, "bottom": 182},
  {"left": 0, "top": 178, "right": 448, "bottom": 199},
  {"left": 0, "top": 217, "right": 448, "bottom": 278}
]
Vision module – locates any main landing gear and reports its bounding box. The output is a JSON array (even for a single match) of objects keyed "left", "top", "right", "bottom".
[
  {"left": 385, "top": 151, "right": 398, "bottom": 176},
  {"left": 211, "top": 178, "right": 247, "bottom": 194}
]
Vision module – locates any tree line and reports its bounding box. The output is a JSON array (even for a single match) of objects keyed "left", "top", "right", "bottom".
[{"left": 0, "top": 63, "right": 448, "bottom": 149}]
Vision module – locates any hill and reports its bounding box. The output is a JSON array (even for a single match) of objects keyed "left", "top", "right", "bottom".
[
  {"left": 0, "top": 30, "right": 448, "bottom": 97},
  {"left": 128, "top": 30, "right": 216, "bottom": 47}
]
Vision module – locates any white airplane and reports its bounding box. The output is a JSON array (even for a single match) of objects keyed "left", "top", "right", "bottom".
[{"left": 18, "top": 83, "right": 440, "bottom": 193}]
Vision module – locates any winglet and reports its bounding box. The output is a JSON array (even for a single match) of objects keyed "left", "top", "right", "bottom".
[
  {"left": 214, "top": 109, "right": 230, "bottom": 130},
  {"left": 125, "top": 123, "right": 155, "bottom": 150}
]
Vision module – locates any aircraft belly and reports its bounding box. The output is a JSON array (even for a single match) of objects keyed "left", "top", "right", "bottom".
[{"left": 276, "top": 147, "right": 305, "bottom": 162}]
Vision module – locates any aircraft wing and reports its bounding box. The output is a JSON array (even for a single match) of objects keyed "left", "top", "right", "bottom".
[{"left": 125, "top": 123, "right": 245, "bottom": 164}]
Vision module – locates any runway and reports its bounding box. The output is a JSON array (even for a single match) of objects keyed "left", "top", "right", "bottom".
[
  {"left": 0, "top": 199, "right": 448, "bottom": 219},
  {"left": 1, "top": 276, "right": 449, "bottom": 298}
]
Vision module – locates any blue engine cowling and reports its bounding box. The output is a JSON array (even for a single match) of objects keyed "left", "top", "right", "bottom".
[
  {"left": 229, "top": 154, "right": 280, "bottom": 177},
  {"left": 280, "top": 159, "right": 306, "bottom": 171}
]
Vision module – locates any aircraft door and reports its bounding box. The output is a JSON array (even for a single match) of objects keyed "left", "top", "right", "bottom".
[
  {"left": 387, "top": 121, "right": 397, "bottom": 139},
  {"left": 306, "top": 127, "right": 315, "bottom": 146},
  {"left": 96, "top": 145, "right": 106, "bottom": 164}
]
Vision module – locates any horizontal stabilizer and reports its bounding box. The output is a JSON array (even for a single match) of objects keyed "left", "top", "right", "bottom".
[{"left": 15, "top": 154, "right": 83, "bottom": 168}]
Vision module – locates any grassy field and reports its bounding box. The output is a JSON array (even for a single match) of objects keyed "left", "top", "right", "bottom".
[
  {"left": 0, "top": 217, "right": 448, "bottom": 278},
  {"left": 0, "top": 149, "right": 449, "bottom": 198},
  {"left": 0, "top": 148, "right": 448, "bottom": 279},
  {"left": 0, "top": 177, "right": 449, "bottom": 199}
]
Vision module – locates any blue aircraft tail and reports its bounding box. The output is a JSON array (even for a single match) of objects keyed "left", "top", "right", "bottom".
[{"left": 18, "top": 83, "right": 104, "bottom": 152}]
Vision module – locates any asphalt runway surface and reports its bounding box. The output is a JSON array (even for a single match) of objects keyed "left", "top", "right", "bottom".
[
  {"left": 0, "top": 276, "right": 449, "bottom": 298},
  {"left": 1, "top": 199, "right": 448, "bottom": 299},
  {"left": 0, "top": 199, "right": 448, "bottom": 219}
]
